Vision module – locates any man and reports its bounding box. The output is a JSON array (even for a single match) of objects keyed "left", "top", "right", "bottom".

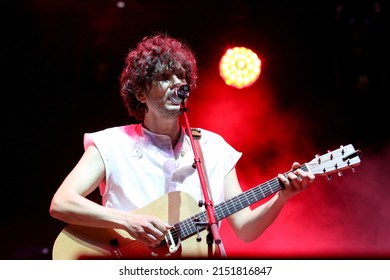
[{"left": 50, "top": 33, "right": 315, "bottom": 258}]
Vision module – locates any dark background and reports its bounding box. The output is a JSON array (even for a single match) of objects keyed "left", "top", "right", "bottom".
[{"left": 2, "top": 0, "right": 389, "bottom": 259}]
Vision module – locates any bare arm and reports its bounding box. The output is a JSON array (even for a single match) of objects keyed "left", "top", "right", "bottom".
[
  {"left": 225, "top": 163, "right": 315, "bottom": 242},
  {"left": 49, "top": 145, "right": 171, "bottom": 247}
]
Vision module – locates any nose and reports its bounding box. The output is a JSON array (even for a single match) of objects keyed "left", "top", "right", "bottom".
[{"left": 171, "top": 75, "right": 185, "bottom": 87}]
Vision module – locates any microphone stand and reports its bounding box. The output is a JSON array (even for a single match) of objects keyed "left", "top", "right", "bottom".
[{"left": 179, "top": 99, "right": 227, "bottom": 258}]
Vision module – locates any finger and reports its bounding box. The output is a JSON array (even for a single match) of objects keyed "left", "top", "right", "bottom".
[
  {"left": 291, "top": 162, "right": 301, "bottom": 170},
  {"left": 278, "top": 174, "right": 291, "bottom": 190},
  {"left": 294, "top": 169, "right": 315, "bottom": 184},
  {"left": 143, "top": 231, "right": 163, "bottom": 246},
  {"left": 150, "top": 219, "right": 172, "bottom": 230},
  {"left": 165, "top": 223, "right": 174, "bottom": 229},
  {"left": 146, "top": 220, "right": 172, "bottom": 241},
  {"left": 144, "top": 225, "right": 165, "bottom": 241},
  {"left": 287, "top": 172, "right": 303, "bottom": 190}
]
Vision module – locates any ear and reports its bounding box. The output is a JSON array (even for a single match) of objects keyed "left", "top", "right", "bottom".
[{"left": 136, "top": 93, "right": 146, "bottom": 103}]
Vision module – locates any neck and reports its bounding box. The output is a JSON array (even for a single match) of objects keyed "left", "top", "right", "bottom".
[{"left": 142, "top": 117, "right": 182, "bottom": 147}]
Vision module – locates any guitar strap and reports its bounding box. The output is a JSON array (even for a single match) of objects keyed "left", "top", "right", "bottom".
[
  {"left": 189, "top": 128, "right": 214, "bottom": 202},
  {"left": 189, "top": 128, "right": 227, "bottom": 258}
]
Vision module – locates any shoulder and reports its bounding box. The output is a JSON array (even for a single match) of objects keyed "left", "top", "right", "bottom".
[
  {"left": 84, "top": 124, "right": 140, "bottom": 148},
  {"left": 192, "top": 127, "right": 226, "bottom": 143},
  {"left": 189, "top": 127, "right": 235, "bottom": 151},
  {"left": 87, "top": 124, "right": 140, "bottom": 137}
]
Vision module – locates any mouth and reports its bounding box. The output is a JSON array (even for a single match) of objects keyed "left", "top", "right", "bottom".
[{"left": 168, "top": 97, "right": 182, "bottom": 106}]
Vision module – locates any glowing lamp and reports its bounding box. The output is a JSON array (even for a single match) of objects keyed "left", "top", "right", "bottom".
[{"left": 219, "top": 47, "right": 261, "bottom": 89}]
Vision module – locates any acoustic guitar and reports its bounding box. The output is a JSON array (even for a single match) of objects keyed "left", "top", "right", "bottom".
[{"left": 52, "top": 144, "right": 361, "bottom": 259}]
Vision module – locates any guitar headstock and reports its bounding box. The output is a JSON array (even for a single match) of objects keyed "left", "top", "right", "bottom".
[{"left": 306, "top": 144, "right": 361, "bottom": 178}]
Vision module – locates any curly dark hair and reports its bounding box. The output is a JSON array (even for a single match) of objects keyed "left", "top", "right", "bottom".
[{"left": 120, "top": 33, "right": 198, "bottom": 121}]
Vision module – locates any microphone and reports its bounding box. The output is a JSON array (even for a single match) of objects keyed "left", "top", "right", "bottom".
[{"left": 170, "top": 84, "right": 190, "bottom": 105}]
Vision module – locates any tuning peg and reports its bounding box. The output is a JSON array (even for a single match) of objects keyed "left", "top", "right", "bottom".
[
  {"left": 327, "top": 150, "right": 334, "bottom": 160},
  {"left": 340, "top": 145, "right": 345, "bottom": 156},
  {"left": 326, "top": 174, "right": 332, "bottom": 181},
  {"left": 315, "top": 154, "right": 321, "bottom": 164}
]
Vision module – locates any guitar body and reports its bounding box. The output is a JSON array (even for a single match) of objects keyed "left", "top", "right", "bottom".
[{"left": 52, "top": 191, "right": 215, "bottom": 259}]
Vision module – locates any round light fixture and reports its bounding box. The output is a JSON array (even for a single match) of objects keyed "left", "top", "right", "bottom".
[{"left": 219, "top": 47, "right": 261, "bottom": 89}]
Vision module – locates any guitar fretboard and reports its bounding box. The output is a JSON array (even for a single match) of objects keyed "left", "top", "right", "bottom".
[{"left": 175, "top": 164, "right": 309, "bottom": 240}]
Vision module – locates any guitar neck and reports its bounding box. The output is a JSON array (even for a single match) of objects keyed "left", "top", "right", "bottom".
[{"left": 175, "top": 164, "right": 309, "bottom": 240}]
